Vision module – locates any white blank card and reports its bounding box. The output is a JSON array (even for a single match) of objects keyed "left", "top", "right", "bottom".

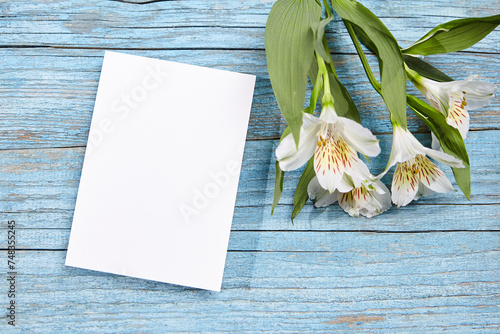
[{"left": 65, "top": 51, "right": 256, "bottom": 291}]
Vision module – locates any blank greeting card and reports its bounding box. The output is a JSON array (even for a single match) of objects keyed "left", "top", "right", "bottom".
[{"left": 65, "top": 51, "right": 256, "bottom": 291}]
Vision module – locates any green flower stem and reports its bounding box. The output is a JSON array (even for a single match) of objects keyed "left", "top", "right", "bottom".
[
  {"left": 309, "top": 58, "right": 324, "bottom": 114},
  {"left": 316, "top": 53, "right": 334, "bottom": 105},
  {"left": 316, "top": 53, "right": 328, "bottom": 87},
  {"left": 343, "top": 20, "right": 382, "bottom": 94}
]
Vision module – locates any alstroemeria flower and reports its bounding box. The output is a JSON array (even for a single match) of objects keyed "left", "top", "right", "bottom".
[
  {"left": 412, "top": 75, "right": 497, "bottom": 148},
  {"left": 276, "top": 103, "right": 380, "bottom": 193},
  {"left": 307, "top": 176, "right": 391, "bottom": 218},
  {"left": 387, "top": 126, "right": 465, "bottom": 207}
]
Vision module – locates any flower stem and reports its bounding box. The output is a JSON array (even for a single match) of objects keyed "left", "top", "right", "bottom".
[
  {"left": 316, "top": 53, "right": 329, "bottom": 87},
  {"left": 316, "top": 53, "right": 334, "bottom": 105},
  {"left": 343, "top": 20, "right": 382, "bottom": 94}
]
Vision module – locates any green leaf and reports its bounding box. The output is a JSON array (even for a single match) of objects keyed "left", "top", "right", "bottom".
[
  {"left": 308, "top": 59, "right": 361, "bottom": 122},
  {"left": 331, "top": 0, "right": 407, "bottom": 128},
  {"left": 328, "top": 72, "right": 361, "bottom": 123},
  {"left": 265, "top": 0, "right": 322, "bottom": 147},
  {"left": 406, "top": 95, "right": 470, "bottom": 199},
  {"left": 355, "top": 27, "right": 455, "bottom": 83},
  {"left": 292, "top": 157, "right": 315, "bottom": 221},
  {"left": 403, "top": 55, "right": 453, "bottom": 82},
  {"left": 352, "top": 24, "right": 377, "bottom": 54},
  {"left": 271, "top": 160, "right": 285, "bottom": 215},
  {"left": 311, "top": 15, "right": 334, "bottom": 63},
  {"left": 402, "top": 15, "right": 500, "bottom": 56}
]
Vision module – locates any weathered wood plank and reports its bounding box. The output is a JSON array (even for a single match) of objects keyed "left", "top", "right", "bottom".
[
  {"left": 2, "top": 202, "right": 500, "bottom": 231},
  {"left": 1, "top": 0, "right": 499, "bottom": 52},
  {"left": 3, "top": 227, "right": 500, "bottom": 251},
  {"left": 0, "top": 48, "right": 498, "bottom": 149},
  {"left": 1, "top": 131, "right": 499, "bottom": 231},
  {"left": 0, "top": 232, "right": 498, "bottom": 332}
]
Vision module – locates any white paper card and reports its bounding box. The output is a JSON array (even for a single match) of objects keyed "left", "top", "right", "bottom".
[{"left": 65, "top": 51, "right": 256, "bottom": 291}]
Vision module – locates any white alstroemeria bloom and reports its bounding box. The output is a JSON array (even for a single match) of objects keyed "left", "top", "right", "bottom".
[
  {"left": 276, "top": 103, "right": 380, "bottom": 193},
  {"left": 388, "top": 126, "right": 465, "bottom": 207},
  {"left": 412, "top": 74, "right": 497, "bottom": 149},
  {"left": 307, "top": 176, "right": 391, "bottom": 218}
]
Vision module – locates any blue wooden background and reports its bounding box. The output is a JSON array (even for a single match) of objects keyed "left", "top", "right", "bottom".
[{"left": 1, "top": 0, "right": 499, "bottom": 332}]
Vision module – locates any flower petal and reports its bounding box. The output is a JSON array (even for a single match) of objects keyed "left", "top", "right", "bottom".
[
  {"left": 385, "top": 126, "right": 426, "bottom": 172},
  {"left": 338, "top": 182, "right": 391, "bottom": 218},
  {"left": 318, "top": 104, "right": 338, "bottom": 123},
  {"left": 416, "top": 76, "right": 450, "bottom": 113},
  {"left": 457, "top": 77, "right": 497, "bottom": 110},
  {"left": 302, "top": 112, "right": 322, "bottom": 128},
  {"left": 415, "top": 155, "right": 454, "bottom": 193},
  {"left": 365, "top": 177, "right": 388, "bottom": 195},
  {"left": 337, "top": 173, "right": 357, "bottom": 193},
  {"left": 446, "top": 107, "right": 470, "bottom": 139},
  {"left": 446, "top": 94, "right": 470, "bottom": 139},
  {"left": 346, "top": 159, "right": 374, "bottom": 189},
  {"left": 338, "top": 191, "right": 361, "bottom": 217},
  {"left": 307, "top": 177, "right": 338, "bottom": 207},
  {"left": 314, "top": 133, "right": 356, "bottom": 193},
  {"left": 391, "top": 161, "right": 419, "bottom": 207},
  {"left": 424, "top": 147, "right": 464, "bottom": 168},
  {"left": 276, "top": 117, "right": 321, "bottom": 171},
  {"left": 431, "top": 133, "right": 441, "bottom": 151},
  {"left": 370, "top": 180, "right": 392, "bottom": 214},
  {"left": 337, "top": 117, "right": 380, "bottom": 157},
  {"left": 414, "top": 181, "right": 434, "bottom": 201},
  {"left": 358, "top": 195, "right": 390, "bottom": 218},
  {"left": 315, "top": 157, "right": 346, "bottom": 193}
]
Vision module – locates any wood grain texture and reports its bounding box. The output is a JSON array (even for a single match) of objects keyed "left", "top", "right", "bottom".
[
  {"left": 1, "top": 0, "right": 499, "bottom": 332},
  {"left": 0, "top": 238, "right": 499, "bottom": 333},
  {"left": 2, "top": 131, "right": 499, "bottom": 213},
  {"left": 0, "top": 49, "right": 499, "bottom": 149},
  {"left": 1, "top": 0, "right": 499, "bottom": 51}
]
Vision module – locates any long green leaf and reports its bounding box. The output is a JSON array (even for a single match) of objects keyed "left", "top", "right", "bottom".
[
  {"left": 354, "top": 24, "right": 455, "bottom": 83},
  {"left": 271, "top": 160, "right": 285, "bottom": 215},
  {"left": 352, "top": 23, "right": 377, "bottom": 54},
  {"left": 265, "top": 0, "right": 322, "bottom": 147},
  {"left": 407, "top": 95, "right": 470, "bottom": 199},
  {"left": 292, "top": 157, "right": 315, "bottom": 221},
  {"left": 402, "top": 15, "right": 500, "bottom": 56},
  {"left": 331, "top": 0, "right": 407, "bottom": 128},
  {"left": 403, "top": 55, "right": 453, "bottom": 82}
]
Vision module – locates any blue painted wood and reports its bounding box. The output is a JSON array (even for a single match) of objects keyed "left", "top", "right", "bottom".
[
  {"left": 1, "top": 243, "right": 499, "bottom": 333},
  {"left": 0, "top": 48, "right": 498, "bottom": 149},
  {"left": 0, "top": 0, "right": 499, "bottom": 332},
  {"left": 2, "top": 131, "right": 499, "bottom": 214},
  {"left": 1, "top": 0, "right": 499, "bottom": 52}
]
